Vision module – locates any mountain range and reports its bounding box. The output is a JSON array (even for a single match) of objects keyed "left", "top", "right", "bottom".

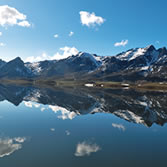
[{"left": 0, "top": 45, "right": 167, "bottom": 82}]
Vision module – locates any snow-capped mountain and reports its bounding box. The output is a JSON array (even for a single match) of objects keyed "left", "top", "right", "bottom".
[
  {"left": 0, "top": 45, "right": 167, "bottom": 81},
  {"left": 88, "top": 45, "right": 167, "bottom": 82},
  {"left": 116, "top": 45, "right": 160, "bottom": 71},
  {"left": 116, "top": 45, "right": 157, "bottom": 61}
]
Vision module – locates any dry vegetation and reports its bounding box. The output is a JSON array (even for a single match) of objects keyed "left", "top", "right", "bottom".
[{"left": 1, "top": 78, "right": 167, "bottom": 91}]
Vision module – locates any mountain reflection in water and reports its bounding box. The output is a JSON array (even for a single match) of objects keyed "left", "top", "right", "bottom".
[{"left": 0, "top": 84, "right": 167, "bottom": 127}]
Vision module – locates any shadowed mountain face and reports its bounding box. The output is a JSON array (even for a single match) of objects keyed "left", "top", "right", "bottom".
[
  {"left": 0, "top": 57, "right": 34, "bottom": 79},
  {"left": 1, "top": 84, "right": 167, "bottom": 127}
]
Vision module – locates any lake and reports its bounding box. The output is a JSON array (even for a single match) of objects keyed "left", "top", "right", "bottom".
[{"left": 0, "top": 84, "right": 167, "bottom": 167}]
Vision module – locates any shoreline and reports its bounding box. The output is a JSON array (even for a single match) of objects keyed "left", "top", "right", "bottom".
[{"left": 1, "top": 79, "right": 167, "bottom": 91}]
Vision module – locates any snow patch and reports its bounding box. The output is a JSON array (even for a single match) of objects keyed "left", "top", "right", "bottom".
[
  {"left": 113, "top": 110, "right": 145, "bottom": 124},
  {"left": 117, "top": 48, "right": 146, "bottom": 61},
  {"left": 25, "top": 62, "right": 42, "bottom": 74}
]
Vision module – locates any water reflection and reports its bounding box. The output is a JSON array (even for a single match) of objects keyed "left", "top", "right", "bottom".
[
  {"left": 75, "top": 141, "right": 101, "bottom": 157},
  {"left": 65, "top": 130, "right": 70, "bottom": 136},
  {"left": 50, "top": 128, "right": 55, "bottom": 132},
  {"left": 112, "top": 123, "right": 126, "bottom": 131},
  {"left": 0, "top": 84, "right": 167, "bottom": 167},
  {"left": 24, "top": 101, "right": 40, "bottom": 108},
  {"left": 0, "top": 137, "right": 26, "bottom": 158},
  {"left": 48, "top": 105, "right": 77, "bottom": 120},
  {"left": 0, "top": 83, "right": 167, "bottom": 127}
]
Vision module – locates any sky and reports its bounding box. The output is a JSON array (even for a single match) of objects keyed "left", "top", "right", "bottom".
[{"left": 0, "top": 0, "right": 166, "bottom": 62}]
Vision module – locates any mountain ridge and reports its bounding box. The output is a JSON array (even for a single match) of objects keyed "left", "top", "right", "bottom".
[{"left": 0, "top": 45, "right": 167, "bottom": 82}]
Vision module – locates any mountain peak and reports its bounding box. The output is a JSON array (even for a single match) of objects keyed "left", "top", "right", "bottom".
[
  {"left": 10, "top": 57, "right": 24, "bottom": 64},
  {"left": 158, "top": 46, "right": 167, "bottom": 52},
  {"left": 158, "top": 47, "right": 167, "bottom": 56},
  {"left": 145, "top": 45, "right": 156, "bottom": 51},
  {"left": 14, "top": 57, "right": 22, "bottom": 61},
  {"left": 78, "top": 52, "right": 92, "bottom": 57}
]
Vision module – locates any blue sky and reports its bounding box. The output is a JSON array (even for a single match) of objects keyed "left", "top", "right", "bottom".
[{"left": 0, "top": 0, "right": 166, "bottom": 62}]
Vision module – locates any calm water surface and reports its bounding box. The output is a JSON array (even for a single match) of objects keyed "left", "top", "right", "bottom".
[{"left": 0, "top": 84, "right": 167, "bottom": 167}]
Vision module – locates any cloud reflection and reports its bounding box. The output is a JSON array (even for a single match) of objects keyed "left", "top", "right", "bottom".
[
  {"left": 14, "top": 137, "right": 26, "bottom": 143},
  {"left": 0, "top": 137, "right": 26, "bottom": 158},
  {"left": 24, "top": 101, "right": 40, "bottom": 108},
  {"left": 24, "top": 101, "right": 33, "bottom": 108},
  {"left": 65, "top": 130, "right": 70, "bottom": 136},
  {"left": 49, "top": 105, "right": 77, "bottom": 120},
  {"left": 24, "top": 101, "right": 77, "bottom": 120},
  {"left": 112, "top": 123, "right": 126, "bottom": 131},
  {"left": 75, "top": 141, "right": 101, "bottom": 157},
  {"left": 50, "top": 128, "right": 55, "bottom": 132}
]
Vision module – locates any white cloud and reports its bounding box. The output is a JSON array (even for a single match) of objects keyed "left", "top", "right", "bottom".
[
  {"left": 52, "top": 47, "right": 78, "bottom": 60},
  {"left": 54, "top": 34, "right": 59, "bottom": 38},
  {"left": 25, "top": 52, "right": 49, "bottom": 62},
  {"left": 0, "top": 5, "right": 31, "bottom": 27},
  {"left": 0, "top": 42, "right": 5, "bottom": 47},
  {"left": 79, "top": 11, "right": 105, "bottom": 27},
  {"left": 75, "top": 141, "right": 101, "bottom": 157},
  {"left": 112, "top": 123, "right": 126, "bottom": 131},
  {"left": 114, "top": 40, "right": 128, "bottom": 47},
  {"left": 17, "top": 20, "right": 30, "bottom": 27},
  {"left": 25, "top": 46, "right": 79, "bottom": 62},
  {"left": 69, "top": 31, "right": 74, "bottom": 37},
  {"left": 0, "top": 32, "right": 2, "bottom": 36}
]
